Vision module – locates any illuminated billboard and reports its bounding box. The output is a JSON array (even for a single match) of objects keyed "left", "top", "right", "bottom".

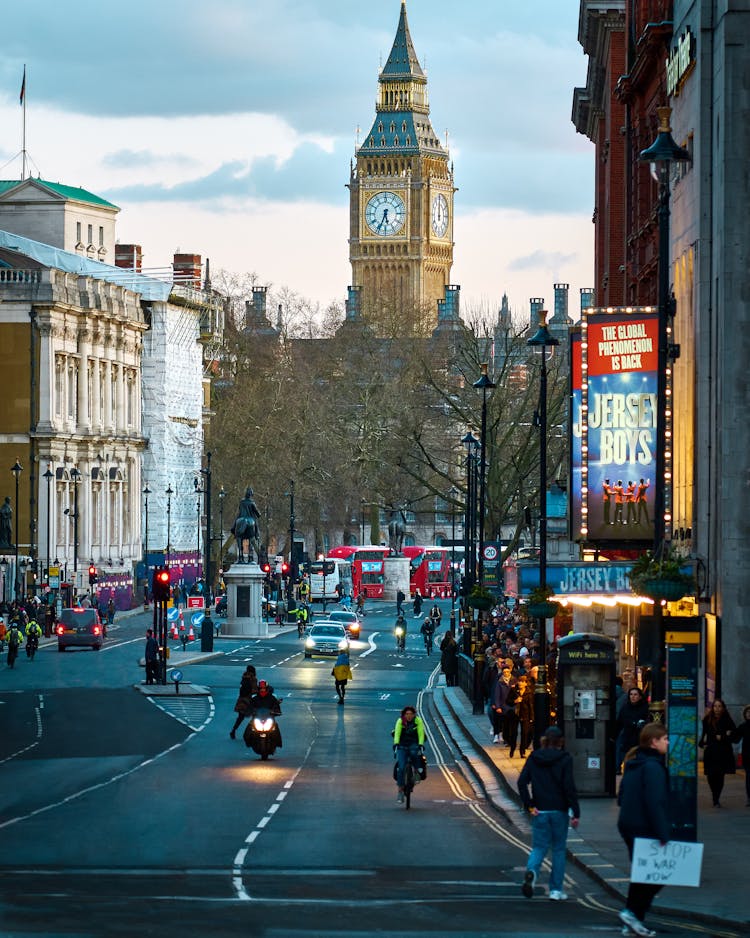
[{"left": 571, "top": 307, "right": 659, "bottom": 546}]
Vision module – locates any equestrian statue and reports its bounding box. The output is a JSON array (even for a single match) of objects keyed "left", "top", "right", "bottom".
[
  {"left": 231, "top": 487, "right": 262, "bottom": 564},
  {"left": 388, "top": 507, "right": 407, "bottom": 556}
]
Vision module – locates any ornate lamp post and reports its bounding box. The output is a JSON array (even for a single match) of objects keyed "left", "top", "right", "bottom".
[
  {"left": 43, "top": 465, "right": 53, "bottom": 588},
  {"left": 11, "top": 460, "right": 22, "bottom": 599},
  {"left": 473, "top": 363, "right": 496, "bottom": 588},
  {"left": 638, "top": 107, "right": 692, "bottom": 702},
  {"left": 286, "top": 480, "right": 296, "bottom": 588},
  {"left": 218, "top": 485, "right": 226, "bottom": 568},
  {"left": 143, "top": 484, "right": 151, "bottom": 565},
  {"left": 527, "top": 310, "right": 559, "bottom": 745},
  {"left": 198, "top": 451, "right": 212, "bottom": 600},
  {"left": 360, "top": 497, "right": 366, "bottom": 545},
  {"left": 165, "top": 485, "right": 173, "bottom": 568},
  {"left": 70, "top": 466, "right": 81, "bottom": 580},
  {"left": 449, "top": 484, "right": 458, "bottom": 635}
]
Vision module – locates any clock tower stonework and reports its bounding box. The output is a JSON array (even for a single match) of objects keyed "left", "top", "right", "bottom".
[{"left": 347, "top": 1, "right": 455, "bottom": 329}]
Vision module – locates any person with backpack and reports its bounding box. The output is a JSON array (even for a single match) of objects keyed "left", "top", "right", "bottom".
[{"left": 6, "top": 621, "right": 22, "bottom": 668}]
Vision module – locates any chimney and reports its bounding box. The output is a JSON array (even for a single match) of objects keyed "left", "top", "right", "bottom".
[
  {"left": 115, "top": 244, "right": 142, "bottom": 272},
  {"left": 529, "top": 297, "right": 544, "bottom": 332},
  {"left": 552, "top": 283, "right": 570, "bottom": 324},
  {"left": 173, "top": 253, "right": 202, "bottom": 287}
]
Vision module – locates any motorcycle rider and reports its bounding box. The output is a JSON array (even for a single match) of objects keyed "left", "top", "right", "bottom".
[
  {"left": 247, "top": 680, "right": 283, "bottom": 748},
  {"left": 25, "top": 617, "right": 42, "bottom": 658}
]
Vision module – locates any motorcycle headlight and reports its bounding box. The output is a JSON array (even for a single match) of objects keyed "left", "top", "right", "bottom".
[{"left": 253, "top": 717, "right": 274, "bottom": 732}]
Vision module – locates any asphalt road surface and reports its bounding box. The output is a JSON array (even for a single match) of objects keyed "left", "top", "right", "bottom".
[{"left": 0, "top": 601, "right": 733, "bottom": 937}]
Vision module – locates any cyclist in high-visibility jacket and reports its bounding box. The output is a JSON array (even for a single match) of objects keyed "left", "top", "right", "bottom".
[{"left": 392, "top": 706, "right": 425, "bottom": 803}]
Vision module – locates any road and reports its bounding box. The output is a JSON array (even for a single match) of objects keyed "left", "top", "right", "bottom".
[{"left": 0, "top": 600, "right": 725, "bottom": 937}]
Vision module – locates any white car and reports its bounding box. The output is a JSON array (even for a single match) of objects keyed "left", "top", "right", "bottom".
[{"left": 303, "top": 622, "right": 350, "bottom": 659}]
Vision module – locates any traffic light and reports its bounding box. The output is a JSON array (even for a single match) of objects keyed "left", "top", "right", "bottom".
[
  {"left": 281, "top": 562, "right": 289, "bottom": 576},
  {"left": 152, "top": 566, "right": 171, "bottom": 602},
  {"left": 88, "top": 564, "right": 97, "bottom": 586},
  {"left": 261, "top": 562, "right": 271, "bottom": 580}
]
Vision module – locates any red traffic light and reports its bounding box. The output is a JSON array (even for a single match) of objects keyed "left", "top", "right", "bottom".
[
  {"left": 89, "top": 565, "right": 96, "bottom": 576},
  {"left": 156, "top": 570, "right": 170, "bottom": 586},
  {"left": 261, "top": 563, "right": 271, "bottom": 574},
  {"left": 281, "top": 562, "right": 289, "bottom": 573}
]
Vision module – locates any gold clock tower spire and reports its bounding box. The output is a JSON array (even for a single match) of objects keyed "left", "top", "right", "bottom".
[{"left": 346, "top": 1, "right": 455, "bottom": 332}]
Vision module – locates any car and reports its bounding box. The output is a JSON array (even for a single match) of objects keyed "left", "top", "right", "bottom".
[
  {"left": 324, "top": 609, "right": 362, "bottom": 639},
  {"left": 56, "top": 607, "right": 105, "bottom": 651},
  {"left": 303, "top": 622, "right": 350, "bottom": 659}
]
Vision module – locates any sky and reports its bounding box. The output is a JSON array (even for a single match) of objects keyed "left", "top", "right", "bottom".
[{"left": 0, "top": 0, "right": 594, "bottom": 323}]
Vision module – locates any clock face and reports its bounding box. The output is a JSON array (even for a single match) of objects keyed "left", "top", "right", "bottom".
[
  {"left": 365, "top": 191, "right": 406, "bottom": 236},
  {"left": 432, "top": 193, "right": 449, "bottom": 237}
]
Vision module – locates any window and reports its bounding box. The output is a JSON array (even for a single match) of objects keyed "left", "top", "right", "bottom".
[
  {"left": 87, "top": 224, "right": 93, "bottom": 244},
  {"left": 76, "top": 222, "right": 82, "bottom": 243}
]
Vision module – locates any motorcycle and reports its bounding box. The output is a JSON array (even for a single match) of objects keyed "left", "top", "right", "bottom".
[
  {"left": 26, "top": 633, "right": 39, "bottom": 660},
  {"left": 243, "top": 706, "right": 282, "bottom": 760}
]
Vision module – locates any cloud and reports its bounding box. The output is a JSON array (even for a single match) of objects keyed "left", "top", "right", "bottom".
[{"left": 509, "top": 249, "right": 581, "bottom": 273}]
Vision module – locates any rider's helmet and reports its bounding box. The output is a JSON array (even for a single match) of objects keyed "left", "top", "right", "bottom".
[{"left": 258, "top": 680, "right": 269, "bottom": 695}]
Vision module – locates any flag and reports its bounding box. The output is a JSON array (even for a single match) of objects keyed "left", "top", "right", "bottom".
[{"left": 19, "top": 67, "right": 26, "bottom": 106}]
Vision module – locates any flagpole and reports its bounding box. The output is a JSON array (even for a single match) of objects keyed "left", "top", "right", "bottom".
[{"left": 21, "top": 65, "right": 27, "bottom": 180}]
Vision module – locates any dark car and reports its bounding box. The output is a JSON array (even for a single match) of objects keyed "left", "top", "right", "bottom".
[{"left": 56, "top": 607, "right": 105, "bottom": 651}]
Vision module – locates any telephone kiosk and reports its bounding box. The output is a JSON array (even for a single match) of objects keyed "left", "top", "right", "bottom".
[{"left": 556, "top": 633, "right": 617, "bottom": 796}]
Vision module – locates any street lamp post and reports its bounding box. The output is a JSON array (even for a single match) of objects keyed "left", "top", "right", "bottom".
[
  {"left": 165, "top": 485, "right": 173, "bottom": 569},
  {"left": 218, "top": 485, "right": 226, "bottom": 568},
  {"left": 473, "top": 363, "right": 497, "bottom": 589},
  {"left": 449, "top": 485, "right": 458, "bottom": 635},
  {"left": 286, "top": 480, "right": 296, "bottom": 598},
  {"left": 638, "top": 107, "right": 691, "bottom": 702},
  {"left": 199, "top": 451, "right": 212, "bottom": 601},
  {"left": 143, "top": 484, "right": 151, "bottom": 605},
  {"left": 528, "top": 310, "right": 559, "bottom": 745},
  {"left": 43, "top": 465, "right": 53, "bottom": 589},
  {"left": 70, "top": 467, "right": 81, "bottom": 582},
  {"left": 360, "top": 497, "right": 366, "bottom": 545},
  {"left": 11, "top": 461, "right": 22, "bottom": 599}
]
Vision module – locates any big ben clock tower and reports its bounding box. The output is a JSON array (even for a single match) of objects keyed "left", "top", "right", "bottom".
[{"left": 347, "top": 1, "right": 455, "bottom": 330}]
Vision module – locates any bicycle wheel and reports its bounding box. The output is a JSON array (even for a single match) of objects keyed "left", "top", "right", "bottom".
[{"left": 404, "top": 762, "right": 414, "bottom": 810}]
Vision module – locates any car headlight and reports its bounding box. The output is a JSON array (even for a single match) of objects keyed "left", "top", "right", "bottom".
[{"left": 305, "top": 637, "right": 316, "bottom": 648}]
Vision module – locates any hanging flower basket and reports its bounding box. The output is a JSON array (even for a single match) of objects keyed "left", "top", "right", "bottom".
[
  {"left": 642, "top": 578, "right": 690, "bottom": 602},
  {"left": 527, "top": 600, "right": 560, "bottom": 619}
]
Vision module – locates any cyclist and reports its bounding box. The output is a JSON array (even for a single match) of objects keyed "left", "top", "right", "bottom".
[
  {"left": 428, "top": 602, "right": 442, "bottom": 632},
  {"left": 394, "top": 613, "right": 407, "bottom": 652},
  {"left": 420, "top": 616, "right": 435, "bottom": 655},
  {"left": 6, "top": 621, "right": 22, "bottom": 668},
  {"left": 25, "top": 617, "right": 42, "bottom": 659},
  {"left": 392, "top": 705, "right": 425, "bottom": 803}
]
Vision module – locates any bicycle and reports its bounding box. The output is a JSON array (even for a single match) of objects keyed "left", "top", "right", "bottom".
[
  {"left": 398, "top": 748, "right": 423, "bottom": 810},
  {"left": 395, "top": 626, "right": 406, "bottom": 653}
]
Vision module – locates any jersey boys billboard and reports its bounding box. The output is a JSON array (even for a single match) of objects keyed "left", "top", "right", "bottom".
[{"left": 571, "top": 308, "right": 659, "bottom": 545}]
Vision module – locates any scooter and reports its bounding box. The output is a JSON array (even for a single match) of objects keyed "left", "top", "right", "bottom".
[{"left": 243, "top": 706, "right": 282, "bottom": 760}]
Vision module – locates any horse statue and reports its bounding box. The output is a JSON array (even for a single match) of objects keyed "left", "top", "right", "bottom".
[
  {"left": 231, "top": 487, "right": 262, "bottom": 564},
  {"left": 388, "top": 508, "right": 407, "bottom": 556}
]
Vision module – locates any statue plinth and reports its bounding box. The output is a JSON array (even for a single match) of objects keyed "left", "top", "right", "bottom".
[
  {"left": 383, "top": 556, "right": 410, "bottom": 601},
  {"left": 222, "top": 562, "right": 268, "bottom": 637}
]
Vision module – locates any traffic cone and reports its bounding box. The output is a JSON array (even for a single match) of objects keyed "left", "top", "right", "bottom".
[
  {"left": 188, "top": 624, "right": 195, "bottom": 642},
  {"left": 170, "top": 622, "right": 179, "bottom": 639}
]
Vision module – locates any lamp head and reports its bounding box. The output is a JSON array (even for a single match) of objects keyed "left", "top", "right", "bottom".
[
  {"left": 473, "top": 362, "right": 497, "bottom": 391},
  {"left": 11, "top": 460, "right": 23, "bottom": 479},
  {"left": 639, "top": 106, "right": 691, "bottom": 165},
  {"left": 143, "top": 484, "right": 151, "bottom": 497},
  {"left": 527, "top": 310, "right": 559, "bottom": 349}
]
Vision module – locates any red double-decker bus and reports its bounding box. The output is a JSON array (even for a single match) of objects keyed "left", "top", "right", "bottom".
[
  {"left": 328, "top": 545, "right": 389, "bottom": 599},
  {"left": 402, "top": 546, "right": 452, "bottom": 598}
]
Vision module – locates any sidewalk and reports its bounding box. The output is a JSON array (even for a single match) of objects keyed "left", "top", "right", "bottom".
[{"left": 435, "top": 684, "right": 749, "bottom": 931}]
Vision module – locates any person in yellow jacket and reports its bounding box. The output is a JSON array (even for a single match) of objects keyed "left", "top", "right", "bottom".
[
  {"left": 392, "top": 706, "right": 425, "bottom": 803},
  {"left": 332, "top": 650, "right": 353, "bottom": 705}
]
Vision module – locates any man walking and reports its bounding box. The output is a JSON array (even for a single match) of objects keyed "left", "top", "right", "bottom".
[
  {"left": 518, "top": 726, "right": 580, "bottom": 901},
  {"left": 144, "top": 628, "right": 159, "bottom": 685}
]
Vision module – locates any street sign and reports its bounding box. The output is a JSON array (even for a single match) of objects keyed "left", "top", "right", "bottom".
[
  {"left": 167, "top": 608, "right": 179, "bottom": 621},
  {"left": 191, "top": 612, "right": 205, "bottom": 626},
  {"left": 187, "top": 596, "right": 205, "bottom": 609},
  {"left": 483, "top": 545, "right": 499, "bottom": 561}
]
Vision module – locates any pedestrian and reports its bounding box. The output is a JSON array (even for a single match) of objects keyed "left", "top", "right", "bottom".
[
  {"left": 490, "top": 666, "right": 514, "bottom": 744},
  {"left": 731, "top": 705, "right": 750, "bottom": 807},
  {"left": 0, "top": 616, "right": 6, "bottom": 652},
  {"left": 230, "top": 665, "right": 258, "bottom": 738},
  {"left": 396, "top": 588, "right": 405, "bottom": 616},
  {"left": 412, "top": 589, "right": 423, "bottom": 619},
  {"left": 144, "top": 628, "right": 159, "bottom": 685},
  {"left": 331, "top": 649, "right": 353, "bottom": 705},
  {"left": 439, "top": 631, "right": 459, "bottom": 686},
  {"left": 107, "top": 598, "right": 116, "bottom": 626},
  {"left": 518, "top": 725, "right": 580, "bottom": 902},
  {"left": 699, "top": 698, "right": 737, "bottom": 807},
  {"left": 615, "top": 686, "right": 650, "bottom": 774},
  {"left": 617, "top": 722, "right": 670, "bottom": 936},
  {"left": 515, "top": 674, "right": 535, "bottom": 758}
]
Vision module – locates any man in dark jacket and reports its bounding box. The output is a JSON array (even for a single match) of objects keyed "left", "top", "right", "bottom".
[
  {"left": 518, "top": 726, "right": 580, "bottom": 901},
  {"left": 617, "top": 723, "right": 670, "bottom": 937}
]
